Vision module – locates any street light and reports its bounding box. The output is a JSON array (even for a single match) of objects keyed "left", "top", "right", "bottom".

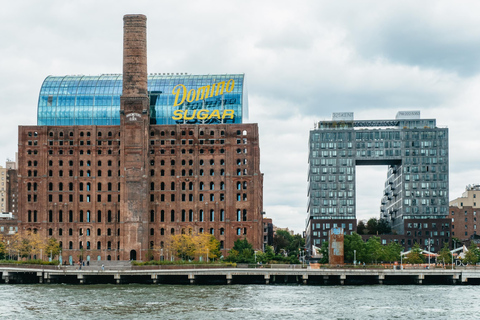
[
  {"left": 354, "top": 250, "right": 356, "bottom": 266},
  {"left": 400, "top": 251, "right": 403, "bottom": 270},
  {"left": 428, "top": 238, "right": 431, "bottom": 266}
]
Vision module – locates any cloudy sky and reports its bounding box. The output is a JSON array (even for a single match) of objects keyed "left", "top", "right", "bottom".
[{"left": 1, "top": 0, "right": 480, "bottom": 234}]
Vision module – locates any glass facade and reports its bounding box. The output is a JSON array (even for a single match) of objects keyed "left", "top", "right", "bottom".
[
  {"left": 38, "top": 74, "right": 246, "bottom": 125},
  {"left": 307, "top": 112, "right": 449, "bottom": 235}
]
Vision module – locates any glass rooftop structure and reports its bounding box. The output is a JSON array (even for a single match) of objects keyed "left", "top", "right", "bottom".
[{"left": 37, "top": 74, "right": 247, "bottom": 126}]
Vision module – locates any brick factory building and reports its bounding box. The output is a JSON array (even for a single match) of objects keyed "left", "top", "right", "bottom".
[{"left": 17, "top": 15, "right": 264, "bottom": 263}]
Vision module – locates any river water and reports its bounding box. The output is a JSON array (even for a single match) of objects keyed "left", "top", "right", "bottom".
[{"left": 1, "top": 284, "right": 479, "bottom": 319}]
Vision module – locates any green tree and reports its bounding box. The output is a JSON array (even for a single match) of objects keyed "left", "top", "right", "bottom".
[
  {"left": 377, "top": 219, "right": 392, "bottom": 235},
  {"left": 273, "top": 230, "right": 292, "bottom": 254},
  {"left": 438, "top": 243, "right": 452, "bottom": 266},
  {"left": 365, "top": 236, "right": 383, "bottom": 264},
  {"left": 286, "top": 234, "right": 305, "bottom": 257},
  {"left": 226, "top": 239, "right": 254, "bottom": 263},
  {"left": 319, "top": 241, "right": 329, "bottom": 264},
  {"left": 463, "top": 243, "right": 480, "bottom": 265},
  {"left": 383, "top": 241, "right": 402, "bottom": 262},
  {"left": 405, "top": 243, "right": 425, "bottom": 264},
  {"left": 366, "top": 218, "right": 378, "bottom": 235},
  {"left": 344, "top": 232, "right": 366, "bottom": 263},
  {"left": 357, "top": 220, "right": 367, "bottom": 235}
]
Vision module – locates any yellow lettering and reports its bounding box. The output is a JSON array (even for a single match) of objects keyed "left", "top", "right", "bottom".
[
  {"left": 184, "top": 110, "right": 197, "bottom": 120},
  {"left": 172, "top": 84, "right": 187, "bottom": 107},
  {"left": 208, "top": 110, "right": 221, "bottom": 119},
  {"left": 186, "top": 89, "right": 196, "bottom": 103},
  {"left": 197, "top": 110, "right": 209, "bottom": 120},
  {"left": 226, "top": 79, "right": 235, "bottom": 93},
  {"left": 211, "top": 81, "right": 225, "bottom": 97},
  {"left": 172, "top": 109, "right": 184, "bottom": 120},
  {"left": 222, "top": 109, "right": 235, "bottom": 119},
  {"left": 196, "top": 85, "right": 211, "bottom": 101}
]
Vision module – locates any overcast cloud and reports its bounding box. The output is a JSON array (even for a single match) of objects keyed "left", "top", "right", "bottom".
[{"left": 1, "top": 0, "right": 480, "bottom": 233}]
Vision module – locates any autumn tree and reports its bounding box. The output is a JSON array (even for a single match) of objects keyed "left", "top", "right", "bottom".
[
  {"left": 405, "top": 243, "right": 425, "bottom": 264},
  {"left": 170, "top": 234, "right": 196, "bottom": 261},
  {"left": 45, "top": 238, "right": 61, "bottom": 260},
  {"left": 193, "top": 233, "right": 221, "bottom": 261}
]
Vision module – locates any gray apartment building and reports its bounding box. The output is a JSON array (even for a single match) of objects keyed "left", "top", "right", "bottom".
[{"left": 306, "top": 111, "right": 449, "bottom": 250}]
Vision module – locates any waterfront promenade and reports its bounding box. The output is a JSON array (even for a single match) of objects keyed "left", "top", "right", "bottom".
[{"left": 2, "top": 263, "right": 480, "bottom": 285}]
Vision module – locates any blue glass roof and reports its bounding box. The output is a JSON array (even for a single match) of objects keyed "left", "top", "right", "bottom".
[{"left": 37, "top": 74, "right": 247, "bottom": 126}]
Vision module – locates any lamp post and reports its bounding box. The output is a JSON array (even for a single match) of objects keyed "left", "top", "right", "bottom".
[
  {"left": 400, "top": 251, "right": 403, "bottom": 270},
  {"left": 428, "top": 238, "right": 431, "bottom": 266},
  {"left": 207, "top": 248, "right": 209, "bottom": 263},
  {"left": 354, "top": 250, "right": 356, "bottom": 266}
]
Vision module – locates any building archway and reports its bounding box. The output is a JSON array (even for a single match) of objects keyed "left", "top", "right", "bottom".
[{"left": 130, "top": 250, "right": 137, "bottom": 261}]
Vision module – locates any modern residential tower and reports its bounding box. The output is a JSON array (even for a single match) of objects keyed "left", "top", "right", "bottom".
[{"left": 306, "top": 111, "right": 449, "bottom": 250}]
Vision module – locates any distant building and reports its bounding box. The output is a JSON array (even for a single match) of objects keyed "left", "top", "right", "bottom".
[
  {"left": 306, "top": 111, "right": 449, "bottom": 250},
  {"left": 273, "top": 226, "right": 295, "bottom": 236},
  {"left": 0, "top": 166, "right": 8, "bottom": 213},
  {"left": 449, "top": 184, "right": 480, "bottom": 241},
  {"left": 360, "top": 218, "right": 451, "bottom": 252},
  {"left": 263, "top": 218, "right": 273, "bottom": 250}
]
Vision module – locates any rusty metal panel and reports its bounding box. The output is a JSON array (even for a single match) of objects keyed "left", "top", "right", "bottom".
[{"left": 329, "top": 228, "right": 344, "bottom": 265}]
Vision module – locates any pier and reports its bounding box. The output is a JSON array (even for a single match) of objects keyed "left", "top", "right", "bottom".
[{"left": 2, "top": 264, "right": 480, "bottom": 285}]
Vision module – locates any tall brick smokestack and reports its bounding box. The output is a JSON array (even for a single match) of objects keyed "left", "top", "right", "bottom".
[
  {"left": 120, "top": 14, "right": 150, "bottom": 261},
  {"left": 122, "top": 14, "right": 147, "bottom": 97}
]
